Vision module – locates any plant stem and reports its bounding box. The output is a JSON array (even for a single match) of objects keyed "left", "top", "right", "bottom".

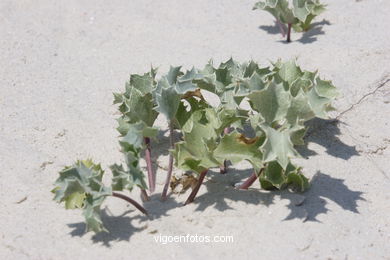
[
  {"left": 237, "top": 172, "right": 257, "bottom": 189},
  {"left": 276, "top": 19, "right": 286, "bottom": 37},
  {"left": 112, "top": 192, "right": 148, "bottom": 215},
  {"left": 287, "top": 23, "right": 292, "bottom": 43},
  {"left": 237, "top": 168, "right": 264, "bottom": 190},
  {"left": 161, "top": 122, "right": 174, "bottom": 200},
  {"left": 220, "top": 127, "right": 230, "bottom": 174},
  {"left": 220, "top": 160, "right": 228, "bottom": 174},
  {"left": 140, "top": 189, "right": 150, "bottom": 201},
  {"left": 144, "top": 137, "right": 155, "bottom": 194},
  {"left": 184, "top": 169, "right": 208, "bottom": 205}
]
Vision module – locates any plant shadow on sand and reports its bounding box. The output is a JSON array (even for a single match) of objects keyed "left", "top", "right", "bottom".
[
  {"left": 191, "top": 118, "right": 364, "bottom": 221},
  {"left": 192, "top": 170, "right": 364, "bottom": 222},
  {"left": 297, "top": 19, "right": 331, "bottom": 44},
  {"left": 258, "top": 21, "right": 285, "bottom": 35},
  {"left": 259, "top": 19, "right": 330, "bottom": 44},
  {"left": 67, "top": 118, "right": 363, "bottom": 244},
  {"left": 146, "top": 128, "right": 182, "bottom": 175},
  {"left": 67, "top": 195, "right": 182, "bottom": 247},
  {"left": 68, "top": 210, "right": 143, "bottom": 247},
  {"left": 143, "top": 129, "right": 169, "bottom": 176},
  {"left": 300, "top": 118, "right": 359, "bottom": 160}
]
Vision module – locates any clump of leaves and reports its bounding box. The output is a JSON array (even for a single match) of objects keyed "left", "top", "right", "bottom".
[
  {"left": 253, "top": 0, "right": 326, "bottom": 42},
  {"left": 112, "top": 58, "right": 338, "bottom": 202},
  {"left": 171, "top": 58, "right": 338, "bottom": 202},
  {"left": 52, "top": 160, "right": 148, "bottom": 232},
  {"left": 53, "top": 58, "right": 338, "bottom": 233}
]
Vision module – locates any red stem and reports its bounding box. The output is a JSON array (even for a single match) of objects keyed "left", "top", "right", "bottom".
[
  {"left": 161, "top": 122, "right": 174, "bottom": 200},
  {"left": 144, "top": 137, "right": 155, "bottom": 194},
  {"left": 184, "top": 169, "right": 208, "bottom": 205},
  {"left": 237, "top": 168, "right": 264, "bottom": 190},
  {"left": 220, "top": 127, "right": 231, "bottom": 174},
  {"left": 112, "top": 192, "right": 148, "bottom": 215},
  {"left": 287, "top": 23, "right": 292, "bottom": 43},
  {"left": 237, "top": 172, "right": 258, "bottom": 189},
  {"left": 219, "top": 160, "right": 228, "bottom": 174}
]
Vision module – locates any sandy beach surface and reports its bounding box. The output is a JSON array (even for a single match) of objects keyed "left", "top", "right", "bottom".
[{"left": 1, "top": 0, "right": 389, "bottom": 259}]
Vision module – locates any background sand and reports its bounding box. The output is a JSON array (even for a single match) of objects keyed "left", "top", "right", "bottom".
[{"left": 1, "top": 0, "right": 389, "bottom": 259}]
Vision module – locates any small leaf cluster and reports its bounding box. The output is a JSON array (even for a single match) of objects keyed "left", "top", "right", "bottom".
[
  {"left": 253, "top": 0, "right": 326, "bottom": 32},
  {"left": 53, "top": 152, "right": 149, "bottom": 232},
  {"left": 52, "top": 160, "right": 112, "bottom": 232}
]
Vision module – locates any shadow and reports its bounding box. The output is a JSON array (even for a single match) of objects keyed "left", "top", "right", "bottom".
[
  {"left": 191, "top": 169, "right": 364, "bottom": 222},
  {"left": 68, "top": 209, "right": 144, "bottom": 247},
  {"left": 152, "top": 129, "right": 170, "bottom": 157},
  {"left": 67, "top": 193, "right": 182, "bottom": 246},
  {"left": 263, "top": 19, "right": 330, "bottom": 44},
  {"left": 141, "top": 194, "right": 182, "bottom": 220},
  {"left": 193, "top": 169, "right": 277, "bottom": 211},
  {"left": 284, "top": 171, "right": 365, "bottom": 221},
  {"left": 298, "top": 19, "right": 331, "bottom": 44},
  {"left": 296, "top": 144, "right": 318, "bottom": 158},
  {"left": 258, "top": 21, "right": 285, "bottom": 35},
  {"left": 67, "top": 116, "right": 361, "bottom": 243},
  {"left": 304, "top": 118, "right": 359, "bottom": 160},
  {"left": 142, "top": 129, "right": 169, "bottom": 177},
  {"left": 146, "top": 129, "right": 182, "bottom": 173}
]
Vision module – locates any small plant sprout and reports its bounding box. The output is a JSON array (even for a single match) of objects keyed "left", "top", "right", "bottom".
[
  {"left": 253, "top": 0, "right": 327, "bottom": 42},
  {"left": 53, "top": 58, "right": 339, "bottom": 233},
  {"left": 52, "top": 160, "right": 148, "bottom": 233}
]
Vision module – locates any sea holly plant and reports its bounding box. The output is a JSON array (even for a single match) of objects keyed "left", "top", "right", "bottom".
[
  {"left": 113, "top": 69, "right": 158, "bottom": 199},
  {"left": 170, "top": 58, "right": 338, "bottom": 201},
  {"left": 52, "top": 159, "right": 148, "bottom": 233},
  {"left": 253, "top": 0, "right": 327, "bottom": 42},
  {"left": 53, "top": 58, "right": 339, "bottom": 233}
]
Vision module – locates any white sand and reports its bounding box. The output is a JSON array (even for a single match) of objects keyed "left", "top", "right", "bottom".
[{"left": 1, "top": 0, "right": 389, "bottom": 259}]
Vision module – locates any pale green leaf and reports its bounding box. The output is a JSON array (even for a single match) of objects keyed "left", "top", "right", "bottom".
[
  {"left": 130, "top": 73, "right": 155, "bottom": 95},
  {"left": 253, "top": 0, "right": 297, "bottom": 24},
  {"left": 260, "top": 124, "right": 300, "bottom": 169},
  {"left": 83, "top": 194, "right": 108, "bottom": 233},
  {"left": 65, "top": 192, "right": 85, "bottom": 209},
  {"left": 293, "top": 0, "right": 310, "bottom": 22},
  {"left": 315, "top": 78, "right": 339, "bottom": 99},
  {"left": 166, "top": 66, "right": 183, "bottom": 85},
  {"left": 248, "top": 82, "right": 291, "bottom": 124},
  {"left": 286, "top": 89, "right": 315, "bottom": 124},
  {"left": 154, "top": 78, "right": 181, "bottom": 120},
  {"left": 307, "top": 87, "right": 332, "bottom": 118},
  {"left": 176, "top": 67, "right": 202, "bottom": 94},
  {"left": 110, "top": 163, "right": 147, "bottom": 191},
  {"left": 123, "top": 88, "right": 158, "bottom": 126},
  {"left": 278, "top": 59, "right": 303, "bottom": 85},
  {"left": 214, "top": 131, "right": 263, "bottom": 166},
  {"left": 53, "top": 160, "right": 112, "bottom": 233},
  {"left": 259, "top": 161, "right": 309, "bottom": 191}
]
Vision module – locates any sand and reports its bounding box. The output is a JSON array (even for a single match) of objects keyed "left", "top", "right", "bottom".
[{"left": 1, "top": 0, "right": 389, "bottom": 259}]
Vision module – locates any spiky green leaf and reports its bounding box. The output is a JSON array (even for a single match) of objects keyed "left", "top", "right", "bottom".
[
  {"left": 260, "top": 124, "right": 300, "bottom": 169},
  {"left": 53, "top": 160, "right": 112, "bottom": 233},
  {"left": 214, "top": 131, "right": 264, "bottom": 167},
  {"left": 248, "top": 82, "right": 291, "bottom": 124}
]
